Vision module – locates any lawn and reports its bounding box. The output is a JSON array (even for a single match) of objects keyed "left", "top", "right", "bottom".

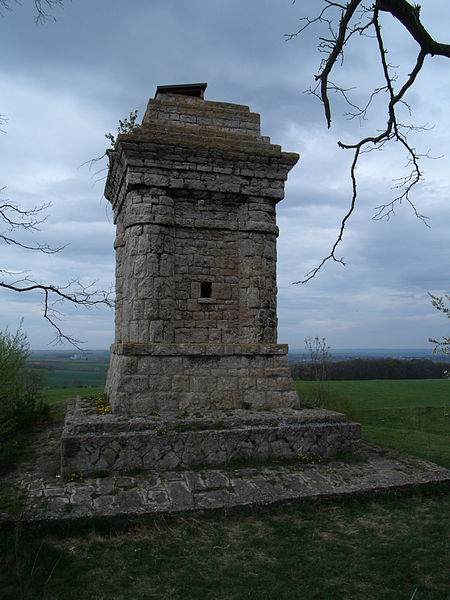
[
  {"left": 295, "top": 379, "right": 450, "bottom": 468},
  {"left": 42, "top": 386, "right": 104, "bottom": 422},
  {"left": 1, "top": 493, "right": 449, "bottom": 599}
]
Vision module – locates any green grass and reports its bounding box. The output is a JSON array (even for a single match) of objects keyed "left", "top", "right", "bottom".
[
  {"left": 1, "top": 493, "right": 449, "bottom": 599},
  {"left": 40, "top": 386, "right": 104, "bottom": 422},
  {"left": 295, "top": 379, "right": 450, "bottom": 468}
]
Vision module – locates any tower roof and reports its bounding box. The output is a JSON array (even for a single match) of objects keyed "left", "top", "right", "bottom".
[{"left": 155, "top": 82, "right": 207, "bottom": 99}]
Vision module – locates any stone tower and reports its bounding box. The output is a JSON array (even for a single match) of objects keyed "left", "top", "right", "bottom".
[
  {"left": 61, "top": 84, "right": 361, "bottom": 476},
  {"left": 104, "top": 83, "right": 299, "bottom": 415}
]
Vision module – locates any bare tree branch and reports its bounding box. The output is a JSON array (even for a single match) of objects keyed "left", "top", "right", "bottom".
[
  {"left": 288, "top": 1, "right": 450, "bottom": 283},
  {"left": 0, "top": 189, "right": 66, "bottom": 253},
  {"left": 0, "top": 274, "right": 114, "bottom": 349},
  {"left": 0, "top": 188, "right": 113, "bottom": 347},
  {"left": 376, "top": 0, "right": 450, "bottom": 58},
  {"left": 33, "top": 0, "right": 64, "bottom": 23},
  {"left": 0, "top": 0, "right": 112, "bottom": 348},
  {"left": 0, "top": 0, "right": 64, "bottom": 23}
]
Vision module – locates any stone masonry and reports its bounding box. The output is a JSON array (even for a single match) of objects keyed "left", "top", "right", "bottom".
[
  {"left": 104, "top": 83, "right": 300, "bottom": 415},
  {"left": 61, "top": 84, "right": 361, "bottom": 476},
  {"left": 61, "top": 398, "right": 361, "bottom": 476}
]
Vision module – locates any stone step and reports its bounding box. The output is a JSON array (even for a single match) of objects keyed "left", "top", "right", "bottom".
[
  {"left": 116, "top": 127, "right": 282, "bottom": 157},
  {"left": 143, "top": 95, "right": 262, "bottom": 137},
  {"left": 4, "top": 422, "right": 449, "bottom": 523},
  {"left": 61, "top": 400, "right": 361, "bottom": 477}
]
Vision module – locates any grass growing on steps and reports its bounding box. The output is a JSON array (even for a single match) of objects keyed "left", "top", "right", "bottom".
[
  {"left": 295, "top": 379, "right": 450, "bottom": 468},
  {"left": 43, "top": 386, "right": 104, "bottom": 422},
  {"left": 0, "top": 387, "right": 104, "bottom": 477}
]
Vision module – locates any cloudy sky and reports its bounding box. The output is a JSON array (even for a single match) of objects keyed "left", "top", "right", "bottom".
[{"left": 0, "top": 0, "right": 449, "bottom": 350}]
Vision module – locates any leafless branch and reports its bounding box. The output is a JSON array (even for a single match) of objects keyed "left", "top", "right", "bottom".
[
  {"left": 33, "top": 0, "right": 64, "bottom": 23},
  {"left": 0, "top": 0, "right": 64, "bottom": 23},
  {"left": 0, "top": 188, "right": 113, "bottom": 347},
  {"left": 376, "top": 0, "right": 450, "bottom": 58},
  {"left": 0, "top": 0, "right": 112, "bottom": 347},
  {"left": 79, "top": 153, "right": 109, "bottom": 185},
  {"left": 288, "top": 0, "right": 449, "bottom": 283},
  {"left": 0, "top": 274, "right": 114, "bottom": 349},
  {"left": 0, "top": 189, "right": 65, "bottom": 253}
]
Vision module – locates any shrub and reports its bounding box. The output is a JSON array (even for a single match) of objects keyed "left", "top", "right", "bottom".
[
  {"left": 304, "top": 336, "right": 331, "bottom": 406},
  {"left": 0, "top": 323, "right": 48, "bottom": 471}
]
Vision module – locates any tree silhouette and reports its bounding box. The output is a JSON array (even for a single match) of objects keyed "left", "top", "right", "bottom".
[
  {"left": 0, "top": 1, "right": 112, "bottom": 347},
  {"left": 288, "top": 1, "right": 450, "bottom": 282}
]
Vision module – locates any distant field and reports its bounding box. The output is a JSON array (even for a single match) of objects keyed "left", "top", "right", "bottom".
[
  {"left": 28, "top": 357, "right": 109, "bottom": 388},
  {"left": 295, "top": 379, "right": 450, "bottom": 468}
]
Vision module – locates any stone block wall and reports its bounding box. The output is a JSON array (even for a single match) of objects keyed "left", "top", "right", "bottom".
[
  {"left": 104, "top": 86, "right": 299, "bottom": 415},
  {"left": 106, "top": 343, "right": 298, "bottom": 414},
  {"left": 114, "top": 188, "right": 278, "bottom": 346}
]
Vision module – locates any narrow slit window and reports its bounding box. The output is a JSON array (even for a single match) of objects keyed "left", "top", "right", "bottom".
[{"left": 200, "top": 282, "right": 212, "bottom": 299}]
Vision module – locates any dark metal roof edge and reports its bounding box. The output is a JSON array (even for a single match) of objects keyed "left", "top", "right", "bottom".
[{"left": 155, "top": 82, "right": 208, "bottom": 98}]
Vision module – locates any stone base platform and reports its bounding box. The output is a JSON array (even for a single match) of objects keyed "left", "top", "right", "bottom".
[
  {"left": 2, "top": 422, "right": 449, "bottom": 524},
  {"left": 61, "top": 397, "right": 361, "bottom": 477}
]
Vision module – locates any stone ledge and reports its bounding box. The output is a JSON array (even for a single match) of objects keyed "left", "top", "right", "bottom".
[
  {"left": 110, "top": 342, "right": 289, "bottom": 357},
  {"left": 61, "top": 398, "right": 361, "bottom": 477},
  {"left": 67, "top": 402, "right": 357, "bottom": 434},
  {"left": 121, "top": 214, "right": 280, "bottom": 236}
]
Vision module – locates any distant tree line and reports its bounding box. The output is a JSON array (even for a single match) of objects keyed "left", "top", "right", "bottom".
[{"left": 291, "top": 358, "right": 450, "bottom": 381}]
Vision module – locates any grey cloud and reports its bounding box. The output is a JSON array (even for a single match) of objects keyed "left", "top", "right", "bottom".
[{"left": 1, "top": 0, "right": 449, "bottom": 348}]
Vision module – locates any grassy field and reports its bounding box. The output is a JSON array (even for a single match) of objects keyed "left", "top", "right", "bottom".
[
  {"left": 0, "top": 378, "right": 449, "bottom": 599},
  {"left": 2, "top": 493, "right": 449, "bottom": 599},
  {"left": 27, "top": 357, "right": 109, "bottom": 389},
  {"left": 295, "top": 379, "right": 450, "bottom": 468}
]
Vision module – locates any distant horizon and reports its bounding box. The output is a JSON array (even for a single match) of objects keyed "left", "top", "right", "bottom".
[
  {"left": 29, "top": 346, "right": 437, "bottom": 353},
  {"left": 29, "top": 346, "right": 449, "bottom": 364}
]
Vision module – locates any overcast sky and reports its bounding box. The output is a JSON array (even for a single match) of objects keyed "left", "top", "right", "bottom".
[{"left": 0, "top": 0, "right": 449, "bottom": 351}]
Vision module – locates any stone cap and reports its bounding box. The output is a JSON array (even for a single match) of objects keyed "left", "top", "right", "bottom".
[
  {"left": 105, "top": 87, "right": 299, "bottom": 205},
  {"left": 115, "top": 87, "right": 294, "bottom": 160}
]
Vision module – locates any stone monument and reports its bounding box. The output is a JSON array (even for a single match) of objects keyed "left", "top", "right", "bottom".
[
  {"left": 61, "top": 84, "right": 361, "bottom": 476},
  {"left": 105, "top": 82, "right": 299, "bottom": 414}
]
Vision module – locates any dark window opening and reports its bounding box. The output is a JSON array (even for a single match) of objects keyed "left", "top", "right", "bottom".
[{"left": 200, "top": 282, "right": 212, "bottom": 299}]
